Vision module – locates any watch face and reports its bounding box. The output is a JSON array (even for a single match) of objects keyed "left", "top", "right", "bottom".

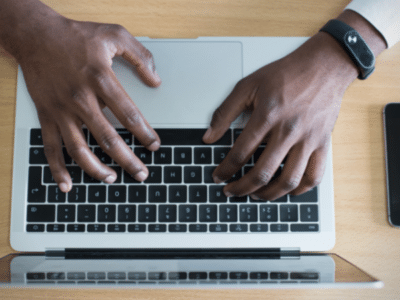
[{"left": 344, "top": 30, "right": 375, "bottom": 69}]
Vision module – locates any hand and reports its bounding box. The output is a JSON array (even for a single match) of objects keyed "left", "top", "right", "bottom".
[
  {"left": 18, "top": 16, "right": 161, "bottom": 193},
  {"left": 203, "top": 32, "right": 358, "bottom": 201}
]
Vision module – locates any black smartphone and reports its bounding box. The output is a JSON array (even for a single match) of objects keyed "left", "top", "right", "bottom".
[{"left": 383, "top": 103, "right": 400, "bottom": 227}]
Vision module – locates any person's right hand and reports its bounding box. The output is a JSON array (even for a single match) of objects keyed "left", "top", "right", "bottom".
[{"left": 17, "top": 15, "right": 162, "bottom": 193}]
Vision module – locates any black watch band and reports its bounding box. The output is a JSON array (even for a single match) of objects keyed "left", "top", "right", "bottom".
[{"left": 320, "top": 19, "right": 375, "bottom": 80}]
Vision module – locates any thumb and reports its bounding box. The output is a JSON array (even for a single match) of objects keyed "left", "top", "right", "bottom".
[{"left": 203, "top": 80, "right": 250, "bottom": 144}]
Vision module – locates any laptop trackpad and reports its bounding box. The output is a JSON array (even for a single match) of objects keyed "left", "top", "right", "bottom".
[{"left": 108, "top": 41, "right": 243, "bottom": 127}]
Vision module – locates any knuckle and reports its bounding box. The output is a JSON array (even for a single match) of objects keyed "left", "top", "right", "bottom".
[
  {"left": 227, "top": 151, "right": 248, "bottom": 168},
  {"left": 304, "top": 173, "right": 322, "bottom": 188},
  {"left": 43, "top": 144, "right": 58, "bottom": 160},
  {"left": 111, "top": 24, "right": 128, "bottom": 37},
  {"left": 281, "top": 174, "right": 302, "bottom": 190},
  {"left": 283, "top": 117, "right": 300, "bottom": 137},
  {"left": 97, "top": 133, "right": 121, "bottom": 152},
  {"left": 250, "top": 169, "right": 273, "bottom": 186},
  {"left": 67, "top": 144, "right": 87, "bottom": 161},
  {"left": 88, "top": 67, "right": 109, "bottom": 90},
  {"left": 122, "top": 109, "right": 143, "bottom": 128}
]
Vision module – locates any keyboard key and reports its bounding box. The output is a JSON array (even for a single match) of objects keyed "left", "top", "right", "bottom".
[
  {"left": 250, "top": 224, "right": 268, "bottom": 232},
  {"left": 62, "top": 148, "right": 72, "bottom": 164},
  {"left": 168, "top": 185, "right": 187, "bottom": 203},
  {"left": 27, "top": 167, "right": 46, "bottom": 203},
  {"left": 88, "top": 186, "right": 105, "bottom": 203},
  {"left": 229, "top": 196, "right": 247, "bottom": 203},
  {"left": 290, "top": 272, "right": 319, "bottom": 280},
  {"left": 280, "top": 205, "right": 298, "bottom": 222},
  {"left": 47, "top": 224, "right": 65, "bottom": 232},
  {"left": 148, "top": 224, "right": 167, "bottom": 232},
  {"left": 189, "top": 272, "right": 207, "bottom": 280},
  {"left": 179, "top": 205, "right": 197, "bottom": 222},
  {"left": 78, "top": 205, "right": 96, "bottom": 222},
  {"left": 250, "top": 272, "right": 269, "bottom": 280},
  {"left": 204, "top": 166, "right": 216, "bottom": 183},
  {"left": 98, "top": 205, "right": 116, "bottom": 222},
  {"left": 128, "top": 272, "right": 146, "bottom": 280},
  {"left": 209, "top": 224, "right": 228, "bottom": 232},
  {"left": 291, "top": 224, "right": 319, "bottom": 232},
  {"left": 134, "top": 147, "right": 152, "bottom": 164},
  {"left": 189, "top": 224, "right": 207, "bottom": 232},
  {"left": 270, "top": 224, "right": 289, "bottom": 232},
  {"left": 169, "top": 272, "right": 188, "bottom": 280},
  {"left": 227, "top": 169, "right": 242, "bottom": 183},
  {"left": 219, "top": 205, "right": 237, "bottom": 222},
  {"left": 300, "top": 205, "right": 318, "bottom": 222},
  {"left": 27, "top": 205, "right": 55, "bottom": 222},
  {"left": 123, "top": 170, "right": 141, "bottom": 184},
  {"left": 184, "top": 166, "right": 202, "bottom": 183},
  {"left": 30, "top": 129, "right": 43, "bottom": 145},
  {"left": 239, "top": 205, "right": 257, "bottom": 222},
  {"left": 154, "top": 129, "right": 231, "bottom": 146},
  {"left": 57, "top": 205, "right": 76, "bottom": 222},
  {"left": 29, "top": 147, "right": 47, "bottom": 164},
  {"left": 290, "top": 187, "right": 318, "bottom": 203},
  {"left": 68, "top": 185, "right": 86, "bottom": 203},
  {"left": 110, "top": 166, "right": 122, "bottom": 183},
  {"left": 209, "top": 185, "right": 227, "bottom": 203},
  {"left": 149, "top": 185, "right": 167, "bottom": 203},
  {"left": 87, "top": 272, "right": 106, "bottom": 280},
  {"left": 117, "top": 130, "right": 133, "bottom": 145},
  {"left": 189, "top": 186, "right": 207, "bottom": 203},
  {"left": 128, "top": 186, "right": 147, "bottom": 203},
  {"left": 108, "top": 186, "right": 126, "bottom": 203},
  {"left": 128, "top": 224, "right": 146, "bottom": 232},
  {"left": 48, "top": 186, "right": 66, "bottom": 203},
  {"left": 43, "top": 167, "right": 56, "bottom": 184},
  {"left": 164, "top": 166, "right": 182, "bottom": 183},
  {"left": 94, "top": 147, "right": 112, "bottom": 164},
  {"left": 138, "top": 205, "right": 156, "bottom": 222},
  {"left": 260, "top": 205, "right": 278, "bottom": 222},
  {"left": 108, "top": 224, "right": 126, "bottom": 232},
  {"left": 270, "top": 272, "right": 288, "bottom": 280},
  {"left": 229, "top": 272, "right": 248, "bottom": 280},
  {"left": 194, "top": 148, "right": 212, "bottom": 164},
  {"left": 83, "top": 172, "right": 101, "bottom": 184},
  {"left": 274, "top": 195, "right": 288, "bottom": 203},
  {"left": 66, "top": 166, "right": 82, "bottom": 183},
  {"left": 145, "top": 167, "right": 162, "bottom": 183},
  {"left": 174, "top": 147, "right": 192, "bottom": 164},
  {"left": 67, "top": 224, "right": 85, "bottom": 232},
  {"left": 154, "top": 147, "right": 172, "bottom": 164},
  {"left": 199, "top": 205, "right": 217, "bottom": 222},
  {"left": 47, "top": 272, "right": 66, "bottom": 280},
  {"left": 27, "top": 224, "right": 45, "bottom": 232},
  {"left": 108, "top": 272, "right": 127, "bottom": 280},
  {"left": 230, "top": 224, "right": 248, "bottom": 232},
  {"left": 118, "top": 205, "right": 136, "bottom": 222},
  {"left": 158, "top": 205, "right": 177, "bottom": 222},
  {"left": 209, "top": 272, "right": 228, "bottom": 280},
  {"left": 213, "top": 147, "right": 230, "bottom": 164},
  {"left": 253, "top": 147, "right": 265, "bottom": 164},
  {"left": 27, "top": 272, "right": 45, "bottom": 280},
  {"left": 148, "top": 272, "right": 167, "bottom": 280},
  {"left": 87, "top": 224, "right": 105, "bottom": 232},
  {"left": 168, "top": 224, "right": 187, "bottom": 232}
]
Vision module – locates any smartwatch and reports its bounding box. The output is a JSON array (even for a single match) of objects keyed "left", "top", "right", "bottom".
[{"left": 320, "top": 19, "right": 375, "bottom": 80}]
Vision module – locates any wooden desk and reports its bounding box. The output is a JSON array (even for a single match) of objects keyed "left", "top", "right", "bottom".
[{"left": 1, "top": 0, "right": 399, "bottom": 298}]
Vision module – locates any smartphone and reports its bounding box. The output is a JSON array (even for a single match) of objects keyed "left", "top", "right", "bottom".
[{"left": 383, "top": 103, "right": 400, "bottom": 227}]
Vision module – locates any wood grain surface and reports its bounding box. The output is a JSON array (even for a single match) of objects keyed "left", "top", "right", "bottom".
[{"left": 1, "top": 1, "right": 399, "bottom": 299}]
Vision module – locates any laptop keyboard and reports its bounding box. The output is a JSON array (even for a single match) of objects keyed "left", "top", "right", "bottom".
[{"left": 26, "top": 128, "right": 319, "bottom": 233}]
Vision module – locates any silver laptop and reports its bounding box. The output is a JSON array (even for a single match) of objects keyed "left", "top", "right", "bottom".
[{"left": 2, "top": 37, "right": 382, "bottom": 289}]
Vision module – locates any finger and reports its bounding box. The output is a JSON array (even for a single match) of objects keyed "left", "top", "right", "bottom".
[
  {"left": 249, "top": 143, "right": 311, "bottom": 201},
  {"left": 90, "top": 67, "right": 161, "bottom": 151},
  {"left": 203, "top": 78, "right": 256, "bottom": 144},
  {"left": 111, "top": 28, "right": 161, "bottom": 87},
  {"left": 84, "top": 106, "right": 149, "bottom": 182},
  {"left": 212, "top": 110, "right": 273, "bottom": 184},
  {"left": 39, "top": 116, "right": 72, "bottom": 193},
  {"left": 222, "top": 130, "right": 293, "bottom": 197},
  {"left": 59, "top": 116, "right": 118, "bottom": 183},
  {"left": 290, "top": 142, "right": 329, "bottom": 196}
]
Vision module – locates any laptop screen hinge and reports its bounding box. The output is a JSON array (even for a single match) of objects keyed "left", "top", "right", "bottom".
[{"left": 45, "top": 248, "right": 300, "bottom": 260}]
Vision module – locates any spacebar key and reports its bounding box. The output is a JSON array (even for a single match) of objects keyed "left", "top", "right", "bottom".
[
  {"left": 290, "top": 224, "right": 319, "bottom": 232},
  {"left": 155, "top": 129, "right": 232, "bottom": 146}
]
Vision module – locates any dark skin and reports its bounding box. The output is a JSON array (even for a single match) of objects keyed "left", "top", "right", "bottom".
[{"left": 0, "top": 1, "right": 387, "bottom": 199}]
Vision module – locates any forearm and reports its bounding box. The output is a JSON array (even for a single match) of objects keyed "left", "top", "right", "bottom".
[{"left": 0, "top": 0, "right": 64, "bottom": 62}]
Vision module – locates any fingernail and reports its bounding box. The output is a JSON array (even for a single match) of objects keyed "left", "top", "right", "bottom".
[
  {"left": 225, "top": 191, "right": 233, "bottom": 198},
  {"left": 148, "top": 141, "right": 160, "bottom": 151},
  {"left": 135, "top": 170, "right": 148, "bottom": 182},
  {"left": 250, "top": 194, "right": 260, "bottom": 200},
  {"left": 203, "top": 127, "right": 212, "bottom": 141},
  {"left": 59, "top": 182, "right": 70, "bottom": 193},
  {"left": 104, "top": 174, "right": 117, "bottom": 184},
  {"left": 213, "top": 176, "right": 224, "bottom": 184}
]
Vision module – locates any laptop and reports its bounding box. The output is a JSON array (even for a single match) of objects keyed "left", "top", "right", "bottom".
[{"left": 1, "top": 37, "right": 382, "bottom": 289}]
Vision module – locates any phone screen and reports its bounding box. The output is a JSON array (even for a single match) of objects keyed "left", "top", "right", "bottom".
[{"left": 384, "top": 103, "right": 400, "bottom": 227}]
